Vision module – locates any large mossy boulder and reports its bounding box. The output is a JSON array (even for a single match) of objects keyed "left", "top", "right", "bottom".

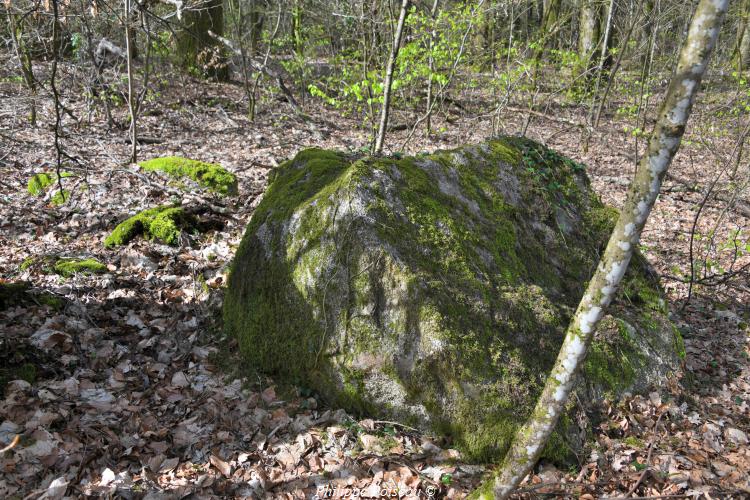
[{"left": 224, "top": 138, "right": 682, "bottom": 463}]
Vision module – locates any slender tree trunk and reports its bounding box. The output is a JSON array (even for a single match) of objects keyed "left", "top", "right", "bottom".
[
  {"left": 125, "top": 0, "right": 137, "bottom": 162},
  {"left": 374, "top": 0, "right": 411, "bottom": 155},
  {"left": 593, "top": 3, "right": 641, "bottom": 127},
  {"left": 425, "top": 0, "right": 441, "bottom": 134},
  {"left": 640, "top": 0, "right": 654, "bottom": 66},
  {"left": 7, "top": 10, "right": 37, "bottom": 125},
  {"left": 472, "top": 0, "right": 729, "bottom": 497},
  {"left": 50, "top": 0, "right": 66, "bottom": 203},
  {"left": 483, "top": 0, "right": 495, "bottom": 67}
]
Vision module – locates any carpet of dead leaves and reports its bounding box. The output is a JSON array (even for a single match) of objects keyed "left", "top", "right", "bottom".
[{"left": 1, "top": 63, "right": 749, "bottom": 499}]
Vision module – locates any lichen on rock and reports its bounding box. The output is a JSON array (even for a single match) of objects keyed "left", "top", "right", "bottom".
[
  {"left": 139, "top": 156, "right": 238, "bottom": 195},
  {"left": 224, "top": 138, "right": 680, "bottom": 464},
  {"left": 104, "top": 205, "right": 194, "bottom": 247}
]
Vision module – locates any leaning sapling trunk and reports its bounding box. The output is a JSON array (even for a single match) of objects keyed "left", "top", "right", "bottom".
[{"left": 472, "top": 0, "right": 730, "bottom": 497}]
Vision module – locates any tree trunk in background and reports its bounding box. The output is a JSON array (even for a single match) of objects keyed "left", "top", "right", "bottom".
[
  {"left": 425, "top": 0, "right": 441, "bottom": 134},
  {"left": 249, "top": 0, "right": 264, "bottom": 56},
  {"left": 738, "top": 0, "right": 750, "bottom": 69},
  {"left": 125, "top": 0, "right": 137, "bottom": 162},
  {"left": 640, "top": 0, "right": 654, "bottom": 66},
  {"left": 542, "top": 0, "right": 560, "bottom": 46},
  {"left": 519, "top": 0, "right": 529, "bottom": 42},
  {"left": 483, "top": 0, "right": 495, "bottom": 67},
  {"left": 292, "top": 0, "right": 304, "bottom": 58},
  {"left": 176, "top": 0, "right": 228, "bottom": 80},
  {"left": 127, "top": 12, "right": 138, "bottom": 60},
  {"left": 600, "top": 0, "right": 615, "bottom": 69},
  {"left": 578, "top": 0, "right": 600, "bottom": 76},
  {"left": 7, "top": 9, "right": 37, "bottom": 125},
  {"left": 374, "top": 0, "right": 411, "bottom": 155},
  {"left": 471, "top": 0, "right": 729, "bottom": 497}
]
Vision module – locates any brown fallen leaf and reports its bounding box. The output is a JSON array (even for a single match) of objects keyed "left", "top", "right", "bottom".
[
  {"left": 159, "top": 456, "right": 180, "bottom": 473},
  {"left": 210, "top": 454, "right": 232, "bottom": 477}
]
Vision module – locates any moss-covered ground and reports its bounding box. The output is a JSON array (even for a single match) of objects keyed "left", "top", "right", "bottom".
[
  {"left": 53, "top": 258, "right": 108, "bottom": 277},
  {"left": 139, "top": 157, "right": 238, "bottom": 195},
  {"left": 27, "top": 171, "right": 73, "bottom": 196},
  {"left": 19, "top": 256, "right": 108, "bottom": 278}
]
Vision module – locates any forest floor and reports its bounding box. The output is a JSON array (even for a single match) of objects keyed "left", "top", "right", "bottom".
[{"left": 1, "top": 66, "right": 749, "bottom": 499}]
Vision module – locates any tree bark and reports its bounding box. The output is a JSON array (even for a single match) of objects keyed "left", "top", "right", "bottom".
[
  {"left": 125, "top": 0, "right": 137, "bottom": 162},
  {"left": 578, "top": 0, "right": 600, "bottom": 73},
  {"left": 374, "top": 0, "right": 411, "bottom": 155},
  {"left": 738, "top": 0, "right": 750, "bottom": 69},
  {"left": 176, "top": 0, "right": 228, "bottom": 80},
  {"left": 472, "top": 0, "right": 729, "bottom": 497},
  {"left": 292, "top": 0, "right": 304, "bottom": 57}
]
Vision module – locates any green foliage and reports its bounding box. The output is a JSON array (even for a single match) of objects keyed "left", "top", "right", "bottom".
[
  {"left": 305, "top": 2, "right": 475, "bottom": 128},
  {"left": 139, "top": 157, "right": 238, "bottom": 195},
  {"left": 681, "top": 228, "right": 749, "bottom": 284},
  {"left": 104, "top": 205, "right": 195, "bottom": 247}
]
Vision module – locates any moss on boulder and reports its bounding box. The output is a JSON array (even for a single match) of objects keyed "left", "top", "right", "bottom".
[
  {"left": 224, "top": 138, "right": 680, "bottom": 464},
  {"left": 139, "top": 157, "right": 238, "bottom": 195},
  {"left": 105, "top": 205, "right": 195, "bottom": 247}
]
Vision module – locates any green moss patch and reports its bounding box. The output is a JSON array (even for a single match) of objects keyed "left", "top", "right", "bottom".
[
  {"left": 53, "top": 258, "right": 107, "bottom": 277},
  {"left": 139, "top": 157, "right": 238, "bottom": 195},
  {"left": 105, "top": 205, "right": 195, "bottom": 247},
  {"left": 27, "top": 171, "right": 73, "bottom": 196},
  {"left": 51, "top": 189, "right": 70, "bottom": 206}
]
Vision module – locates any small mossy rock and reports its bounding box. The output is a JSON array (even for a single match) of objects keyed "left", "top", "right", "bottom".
[
  {"left": 104, "top": 205, "right": 195, "bottom": 247},
  {"left": 224, "top": 138, "right": 680, "bottom": 464},
  {"left": 53, "top": 258, "right": 107, "bottom": 277},
  {"left": 0, "top": 281, "right": 32, "bottom": 310},
  {"left": 139, "top": 157, "right": 238, "bottom": 195},
  {"left": 0, "top": 281, "right": 63, "bottom": 311}
]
